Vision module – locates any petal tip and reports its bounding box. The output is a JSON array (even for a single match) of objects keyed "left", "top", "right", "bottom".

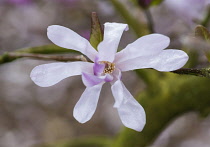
[
  {"left": 73, "top": 109, "right": 88, "bottom": 124},
  {"left": 155, "top": 33, "right": 170, "bottom": 43},
  {"left": 47, "top": 25, "right": 60, "bottom": 29},
  {"left": 47, "top": 25, "right": 57, "bottom": 33},
  {"left": 30, "top": 69, "right": 50, "bottom": 88},
  {"left": 131, "top": 117, "right": 146, "bottom": 132},
  {"left": 104, "top": 22, "right": 129, "bottom": 31},
  {"left": 30, "top": 67, "right": 40, "bottom": 85}
]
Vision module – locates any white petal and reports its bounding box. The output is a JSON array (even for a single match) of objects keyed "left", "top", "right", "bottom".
[
  {"left": 112, "top": 68, "right": 122, "bottom": 82},
  {"left": 73, "top": 83, "right": 103, "bottom": 123},
  {"left": 30, "top": 62, "right": 93, "bottom": 87},
  {"left": 111, "top": 80, "right": 124, "bottom": 108},
  {"left": 98, "top": 23, "right": 128, "bottom": 62},
  {"left": 117, "top": 49, "right": 189, "bottom": 72},
  {"left": 82, "top": 72, "right": 104, "bottom": 87},
  {"left": 47, "top": 25, "right": 98, "bottom": 61},
  {"left": 115, "top": 34, "right": 170, "bottom": 63},
  {"left": 111, "top": 80, "right": 146, "bottom": 131}
]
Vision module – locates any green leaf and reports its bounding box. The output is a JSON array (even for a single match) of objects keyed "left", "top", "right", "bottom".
[
  {"left": 89, "top": 12, "right": 103, "bottom": 49},
  {"left": 195, "top": 25, "right": 210, "bottom": 41}
]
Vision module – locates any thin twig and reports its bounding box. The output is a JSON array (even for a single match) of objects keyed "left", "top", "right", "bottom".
[
  {"left": 7, "top": 52, "right": 88, "bottom": 62},
  {"left": 1, "top": 52, "right": 89, "bottom": 63},
  {"left": 172, "top": 68, "right": 210, "bottom": 78},
  {"left": 0, "top": 44, "right": 81, "bottom": 64}
]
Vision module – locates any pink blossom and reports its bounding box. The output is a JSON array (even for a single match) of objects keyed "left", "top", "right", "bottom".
[{"left": 30, "top": 23, "right": 189, "bottom": 131}]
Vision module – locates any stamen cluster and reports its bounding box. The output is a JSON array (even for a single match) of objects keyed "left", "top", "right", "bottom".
[{"left": 99, "top": 61, "right": 115, "bottom": 74}]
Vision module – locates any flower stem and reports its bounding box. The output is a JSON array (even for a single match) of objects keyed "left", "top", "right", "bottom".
[
  {"left": 110, "top": 0, "right": 148, "bottom": 37},
  {"left": 144, "top": 9, "right": 155, "bottom": 33}
]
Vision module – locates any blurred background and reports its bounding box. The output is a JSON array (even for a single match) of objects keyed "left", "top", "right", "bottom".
[{"left": 0, "top": 0, "right": 210, "bottom": 147}]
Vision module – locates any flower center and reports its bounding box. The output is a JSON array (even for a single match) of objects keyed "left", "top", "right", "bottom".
[{"left": 99, "top": 61, "right": 115, "bottom": 74}]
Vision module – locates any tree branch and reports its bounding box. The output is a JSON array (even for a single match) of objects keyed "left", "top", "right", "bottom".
[
  {"left": 0, "top": 45, "right": 81, "bottom": 64},
  {"left": 5, "top": 52, "right": 88, "bottom": 62},
  {"left": 172, "top": 68, "right": 210, "bottom": 78},
  {"left": 144, "top": 9, "right": 155, "bottom": 33}
]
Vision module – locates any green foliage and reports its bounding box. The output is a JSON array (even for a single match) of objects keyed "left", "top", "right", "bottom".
[
  {"left": 90, "top": 12, "right": 103, "bottom": 49},
  {"left": 112, "top": 71, "right": 210, "bottom": 147}
]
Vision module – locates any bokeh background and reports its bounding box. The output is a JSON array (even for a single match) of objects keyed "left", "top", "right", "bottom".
[{"left": 0, "top": 0, "right": 210, "bottom": 147}]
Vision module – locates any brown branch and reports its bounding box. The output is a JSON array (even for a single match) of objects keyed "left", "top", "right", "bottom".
[
  {"left": 172, "top": 68, "right": 210, "bottom": 78},
  {"left": 4, "top": 52, "right": 89, "bottom": 62}
]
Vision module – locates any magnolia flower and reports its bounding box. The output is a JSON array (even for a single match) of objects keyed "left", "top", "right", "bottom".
[{"left": 30, "top": 23, "right": 189, "bottom": 131}]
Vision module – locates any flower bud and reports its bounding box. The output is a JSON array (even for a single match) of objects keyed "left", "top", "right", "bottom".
[{"left": 138, "top": 0, "right": 152, "bottom": 9}]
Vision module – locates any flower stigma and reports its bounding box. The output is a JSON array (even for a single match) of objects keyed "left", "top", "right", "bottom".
[{"left": 99, "top": 61, "right": 115, "bottom": 74}]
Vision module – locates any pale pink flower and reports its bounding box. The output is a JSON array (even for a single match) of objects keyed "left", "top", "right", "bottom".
[{"left": 30, "top": 23, "right": 189, "bottom": 131}]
